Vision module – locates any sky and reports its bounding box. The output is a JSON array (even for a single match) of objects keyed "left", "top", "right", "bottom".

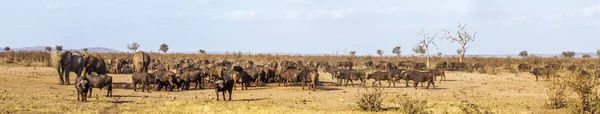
[{"left": 1, "top": 0, "right": 600, "bottom": 55}]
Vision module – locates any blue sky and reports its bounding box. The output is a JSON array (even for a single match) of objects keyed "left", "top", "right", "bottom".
[{"left": 1, "top": 0, "right": 599, "bottom": 55}]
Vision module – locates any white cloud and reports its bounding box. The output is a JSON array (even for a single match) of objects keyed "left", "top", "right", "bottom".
[
  {"left": 583, "top": 3, "right": 600, "bottom": 16},
  {"left": 213, "top": 10, "right": 258, "bottom": 21},
  {"left": 305, "top": 8, "right": 355, "bottom": 20}
]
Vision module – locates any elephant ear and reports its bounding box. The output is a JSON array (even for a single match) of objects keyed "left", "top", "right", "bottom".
[{"left": 61, "top": 51, "right": 73, "bottom": 66}]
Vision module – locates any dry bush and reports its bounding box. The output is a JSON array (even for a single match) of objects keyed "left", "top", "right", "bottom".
[
  {"left": 356, "top": 87, "right": 385, "bottom": 112},
  {"left": 393, "top": 93, "right": 432, "bottom": 114},
  {"left": 546, "top": 79, "right": 567, "bottom": 109},
  {"left": 458, "top": 101, "right": 495, "bottom": 114},
  {"left": 564, "top": 70, "right": 600, "bottom": 113}
]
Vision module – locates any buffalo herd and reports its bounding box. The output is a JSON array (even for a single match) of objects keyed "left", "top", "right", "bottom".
[{"left": 53, "top": 51, "right": 599, "bottom": 102}]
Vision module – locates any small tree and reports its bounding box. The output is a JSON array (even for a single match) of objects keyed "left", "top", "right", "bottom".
[
  {"left": 82, "top": 48, "right": 88, "bottom": 52},
  {"left": 376, "top": 49, "right": 384, "bottom": 56},
  {"left": 413, "top": 45, "right": 425, "bottom": 56},
  {"left": 127, "top": 42, "right": 140, "bottom": 52},
  {"left": 437, "top": 52, "right": 442, "bottom": 57},
  {"left": 519, "top": 51, "right": 529, "bottom": 58},
  {"left": 392, "top": 46, "right": 401, "bottom": 57},
  {"left": 443, "top": 22, "right": 477, "bottom": 62},
  {"left": 349, "top": 51, "right": 357, "bottom": 56},
  {"left": 456, "top": 49, "right": 462, "bottom": 55},
  {"left": 159, "top": 43, "right": 169, "bottom": 53},
  {"left": 199, "top": 49, "right": 206, "bottom": 54},
  {"left": 583, "top": 54, "right": 592, "bottom": 58},
  {"left": 55, "top": 45, "right": 63, "bottom": 51},
  {"left": 561, "top": 51, "right": 576, "bottom": 58},
  {"left": 45, "top": 46, "right": 52, "bottom": 52},
  {"left": 3, "top": 47, "right": 10, "bottom": 52}
]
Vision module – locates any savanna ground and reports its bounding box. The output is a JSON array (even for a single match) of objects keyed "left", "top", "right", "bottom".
[{"left": 0, "top": 62, "right": 569, "bottom": 114}]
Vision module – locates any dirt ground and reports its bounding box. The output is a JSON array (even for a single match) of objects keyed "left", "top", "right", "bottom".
[{"left": 0, "top": 64, "right": 567, "bottom": 114}]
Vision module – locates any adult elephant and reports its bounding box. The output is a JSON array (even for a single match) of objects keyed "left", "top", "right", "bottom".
[
  {"left": 133, "top": 51, "right": 151, "bottom": 73},
  {"left": 55, "top": 51, "right": 85, "bottom": 85},
  {"left": 82, "top": 54, "right": 108, "bottom": 76}
]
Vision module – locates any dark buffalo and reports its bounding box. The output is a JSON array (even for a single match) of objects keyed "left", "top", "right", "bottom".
[
  {"left": 336, "top": 69, "right": 364, "bottom": 87},
  {"left": 232, "top": 66, "right": 252, "bottom": 90},
  {"left": 401, "top": 70, "right": 435, "bottom": 89},
  {"left": 429, "top": 69, "right": 446, "bottom": 81},
  {"left": 75, "top": 76, "right": 91, "bottom": 102},
  {"left": 530, "top": 68, "right": 552, "bottom": 81},
  {"left": 435, "top": 62, "right": 448, "bottom": 70},
  {"left": 154, "top": 70, "right": 177, "bottom": 91},
  {"left": 366, "top": 71, "right": 394, "bottom": 87},
  {"left": 517, "top": 64, "right": 532, "bottom": 72},
  {"left": 132, "top": 72, "right": 156, "bottom": 92},
  {"left": 279, "top": 68, "right": 301, "bottom": 87},
  {"left": 87, "top": 74, "right": 113, "bottom": 97},
  {"left": 299, "top": 69, "right": 319, "bottom": 91},
  {"left": 214, "top": 75, "right": 234, "bottom": 101}
]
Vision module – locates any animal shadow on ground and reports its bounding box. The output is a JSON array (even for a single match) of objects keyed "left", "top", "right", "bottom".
[
  {"left": 111, "top": 94, "right": 144, "bottom": 98},
  {"left": 233, "top": 98, "right": 267, "bottom": 102},
  {"left": 319, "top": 87, "right": 342, "bottom": 91},
  {"left": 111, "top": 100, "right": 134, "bottom": 104}
]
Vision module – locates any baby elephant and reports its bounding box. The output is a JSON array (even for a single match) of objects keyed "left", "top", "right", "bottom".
[
  {"left": 132, "top": 72, "right": 155, "bottom": 92},
  {"left": 75, "top": 76, "right": 91, "bottom": 102},
  {"left": 87, "top": 75, "right": 113, "bottom": 97}
]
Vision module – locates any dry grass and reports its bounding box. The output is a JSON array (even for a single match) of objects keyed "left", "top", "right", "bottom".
[{"left": 1, "top": 52, "right": 596, "bottom": 114}]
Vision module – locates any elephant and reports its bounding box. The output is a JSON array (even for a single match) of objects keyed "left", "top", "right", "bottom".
[
  {"left": 56, "top": 51, "right": 85, "bottom": 85},
  {"left": 82, "top": 54, "right": 108, "bottom": 76},
  {"left": 133, "top": 51, "right": 151, "bottom": 73}
]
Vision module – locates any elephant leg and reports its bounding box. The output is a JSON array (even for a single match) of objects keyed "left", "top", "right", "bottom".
[
  {"left": 58, "top": 68, "right": 65, "bottom": 85},
  {"left": 65, "top": 71, "right": 71, "bottom": 85}
]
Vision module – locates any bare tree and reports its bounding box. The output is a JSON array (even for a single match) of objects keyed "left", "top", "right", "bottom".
[
  {"left": 159, "top": 43, "right": 169, "bottom": 53},
  {"left": 443, "top": 23, "right": 477, "bottom": 62},
  {"left": 127, "top": 42, "right": 140, "bottom": 52},
  {"left": 392, "top": 46, "right": 401, "bottom": 57},
  {"left": 376, "top": 49, "right": 384, "bottom": 56},
  {"left": 416, "top": 28, "right": 437, "bottom": 68}
]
